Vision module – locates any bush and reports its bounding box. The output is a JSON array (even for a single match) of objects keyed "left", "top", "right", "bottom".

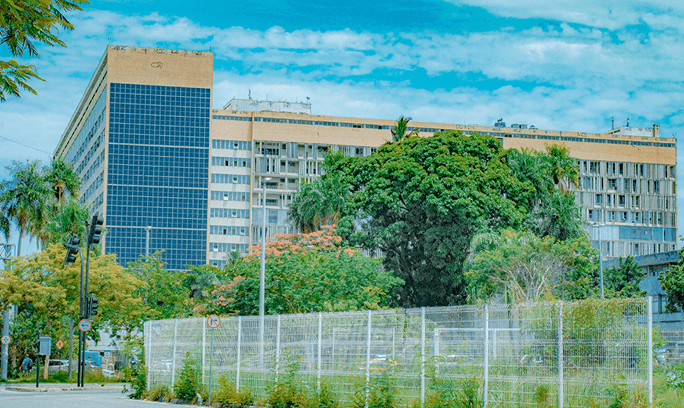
[
  {"left": 351, "top": 370, "right": 397, "bottom": 408},
  {"left": 128, "top": 365, "right": 147, "bottom": 399},
  {"left": 608, "top": 383, "right": 647, "bottom": 408},
  {"left": 213, "top": 375, "right": 254, "bottom": 408},
  {"left": 145, "top": 384, "right": 171, "bottom": 401},
  {"left": 267, "top": 356, "right": 310, "bottom": 408},
  {"left": 424, "top": 377, "right": 482, "bottom": 408},
  {"left": 174, "top": 352, "right": 202, "bottom": 401}
]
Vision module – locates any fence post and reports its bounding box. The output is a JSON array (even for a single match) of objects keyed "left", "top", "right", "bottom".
[
  {"left": 421, "top": 307, "right": 426, "bottom": 408},
  {"left": 365, "top": 310, "right": 372, "bottom": 408},
  {"left": 484, "top": 304, "right": 489, "bottom": 408},
  {"left": 648, "top": 296, "right": 653, "bottom": 407},
  {"left": 391, "top": 327, "right": 395, "bottom": 361},
  {"left": 317, "top": 312, "right": 322, "bottom": 393},
  {"left": 558, "top": 301, "right": 564, "bottom": 408},
  {"left": 171, "top": 319, "right": 178, "bottom": 387},
  {"left": 236, "top": 316, "right": 242, "bottom": 391},
  {"left": 145, "top": 322, "right": 151, "bottom": 390},
  {"left": 331, "top": 327, "right": 335, "bottom": 368},
  {"left": 202, "top": 321, "right": 206, "bottom": 386},
  {"left": 275, "top": 315, "right": 281, "bottom": 384}
]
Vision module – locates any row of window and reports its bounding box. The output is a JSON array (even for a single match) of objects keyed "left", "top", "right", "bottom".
[
  {"left": 211, "top": 156, "right": 250, "bottom": 168},
  {"left": 582, "top": 161, "right": 675, "bottom": 179},
  {"left": 210, "top": 191, "right": 250, "bottom": 201},
  {"left": 210, "top": 226, "right": 248, "bottom": 236},
  {"left": 110, "top": 83, "right": 210, "bottom": 98},
  {"left": 211, "top": 140, "right": 251, "bottom": 150},
  {"left": 77, "top": 132, "right": 104, "bottom": 175},
  {"left": 503, "top": 133, "right": 674, "bottom": 148},
  {"left": 106, "top": 215, "right": 207, "bottom": 230},
  {"left": 587, "top": 209, "right": 670, "bottom": 226},
  {"left": 211, "top": 174, "right": 250, "bottom": 185},
  {"left": 579, "top": 177, "right": 670, "bottom": 195},
  {"left": 66, "top": 89, "right": 107, "bottom": 165},
  {"left": 210, "top": 208, "right": 250, "bottom": 219},
  {"left": 82, "top": 151, "right": 105, "bottom": 187},
  {"left": 81, "top": 172, "right": 104, "bottom": 204}
]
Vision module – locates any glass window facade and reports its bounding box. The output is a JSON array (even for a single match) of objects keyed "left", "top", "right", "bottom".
[{"left": 106, "top": 83, "right": 210, "bottom": 270}]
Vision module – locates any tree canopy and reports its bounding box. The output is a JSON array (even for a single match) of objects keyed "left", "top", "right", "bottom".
[
  {"left": 1, "top": 0, "right": 89, "bottom": 101},
  {"left": 204, "top": 226, "right": 403, "bottom": 315},
  {"left": 330, "top": 130, "right": 536, "bottom": 307},
  {"left": 659, "top": 241, "right": 684, "bottom": 312}
]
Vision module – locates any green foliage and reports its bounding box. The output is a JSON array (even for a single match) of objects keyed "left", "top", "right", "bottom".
[
  {"left": 317, "top": 380, "right": 341, "bottom": 408},
  {"left": 126, "top": 252, "right": 192, "bottom": 320},
  {"left": 605, "top": 256, "right": 645, "bottom": 299},
  {"left": 466, "top": 229, "right": 597, "bottom": 302},
  {"left": 214, "top": 376, "right": 254, "bottom": 407},
  {"left": 533, "top": 385, "right": 552, "bottom": 408},
  {"left": 334, "top": 130, "right": 529, "bottom": 307},
  {"left": 267, "top": 355, "right": 310, "bottom": 408},
  {"left": 351, "top": 369, "right": 397, "bottom": 408},
  {"left": 144, "top": 384, "right": 171, "bottom": 401},
  {"left": 608, "top": 383, "right": 648, "bottom": 408},
  {"left": 174, "top": 352, "right": 202, "bottom": 401},
  {"left": 658, "top": 239, "right": 684, "bottom": 312},
  {"left": 424, "top": 377, "right": 483, "bottom": 408},
  {"left": 391, "top": 115, "right": 419, "bottom": 142},
  {"left": 128, "top": 363, "right": 147, "bottom": 399},
  {"left": 207, "top": 226, "right": 402, "bottom": 315},
  {"left": 0, "top": 0, "right": 89, "bottom": 100}
]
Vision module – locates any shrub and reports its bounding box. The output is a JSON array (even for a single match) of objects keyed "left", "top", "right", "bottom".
[
  {"left": 424, "top": 377, "right": 483, "bottom": 408},
  {"left": 213, "top": 375, "right": 254, "bottom": 408},
  {"left": 267, "top": 356, "right": 310, "bottom": 408},
  {"left": 608, "top": 383, "right": 647, "bottom": 408},
  {"left": 145, "top": 384, "right": 170, "bottom": 401},
  {"left": 174, "top": 352, "right": 202, "bottom": 401},
  {"left": 351, "top": 370, "right": 397, "bottom": 408},
  {"left": 128, "top": 365, "right": 147, "bottom": 399}
]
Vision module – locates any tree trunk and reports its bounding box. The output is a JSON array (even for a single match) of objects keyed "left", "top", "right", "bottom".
[{"left": 16, "top": 229, "right": 23, "bottom": 257}]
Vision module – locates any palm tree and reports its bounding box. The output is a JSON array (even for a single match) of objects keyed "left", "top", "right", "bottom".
[
  {"left": 288, "top": 175, "right": 348, "bottom": 233},
  {"left": 45, "top": 157, "right": 81, "bottom": 204},
  {"left": 0, "top": 160, "right": 51, "bottom": 256},
  {"left": 544, "top": 145, "right": 580, "bottom": 193},
  {"left": 391, "top": 116, "right": 419, "bottom": 142}
]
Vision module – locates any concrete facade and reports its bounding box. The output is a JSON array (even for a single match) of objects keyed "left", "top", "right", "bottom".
[{"left": 54, "top": 46, "right": 677, "bottom": 269}]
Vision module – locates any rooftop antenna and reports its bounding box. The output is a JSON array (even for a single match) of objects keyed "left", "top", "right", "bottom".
[
  {"left": 611, "top": 117, "right": 614, "bottom": 130},
  {"left": 626, "top": 117, "right": 629, "bottom": 127},
  {"left": 249, "top": 89, "right": 252, "bottom": 100},
  {"left": 306, "top": 96, "right": 310, "bottom": 104}
]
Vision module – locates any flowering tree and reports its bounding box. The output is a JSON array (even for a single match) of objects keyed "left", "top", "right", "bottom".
[{"left": 205, "top": 226, "right": 402, "bottom": 315}]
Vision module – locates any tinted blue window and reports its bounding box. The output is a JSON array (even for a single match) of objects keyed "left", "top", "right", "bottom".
[{"left": 106, "top": 83, "right": 210, "bottom": 270}]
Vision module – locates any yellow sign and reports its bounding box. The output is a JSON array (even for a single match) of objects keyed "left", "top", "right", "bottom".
[{"left": 56, "top": 339, "right": 64, "bottom": 350}]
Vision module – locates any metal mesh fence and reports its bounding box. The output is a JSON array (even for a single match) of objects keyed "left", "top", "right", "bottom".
[{"left": 145, "top": 298, "right": 652, "bottom": 407}]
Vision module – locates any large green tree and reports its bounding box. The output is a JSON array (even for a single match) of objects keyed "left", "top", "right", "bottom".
[
  {"left": 0, "top": 0, "right": 89, "bottom": 101},
  {"left": 604, "top": 255, "right": 644, "bottom": 299},
  {"left": 333, "top": 130, "right": 530, "bottom": 307}
]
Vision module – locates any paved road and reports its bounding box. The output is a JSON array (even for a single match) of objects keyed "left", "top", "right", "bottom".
[{"left": 0, "top": 389, "right": 162, "bottom": 408}]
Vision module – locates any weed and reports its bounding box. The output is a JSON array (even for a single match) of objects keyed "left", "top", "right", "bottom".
[
  {"left": 174, "top": 352, "right": 202, "bottom": 401},
  {"left": 214, "top": 375, "right": 255, "bottom": 408}
]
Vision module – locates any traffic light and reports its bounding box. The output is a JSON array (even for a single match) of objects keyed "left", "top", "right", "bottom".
[
  {"left": 89, "top": 295, "right": 99, "bottom": 317},
  {"left": 88, "top": 214, "right": 104, "bottom": 246},
  {"left": 64, "top": 234, "right": 80, "bottom": 265}
]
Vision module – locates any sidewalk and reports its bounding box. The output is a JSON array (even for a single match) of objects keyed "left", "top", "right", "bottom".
[{"left": 4, "top": 382, "right": 129, "bottom": 392}]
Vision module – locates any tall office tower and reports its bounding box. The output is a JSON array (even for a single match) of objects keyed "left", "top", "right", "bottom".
[
  {"left": 57, "top": 46, "right": 677, "bottom": 270},
  {"left": 54, "top": 46, "right": 213, "bottom": 270}
]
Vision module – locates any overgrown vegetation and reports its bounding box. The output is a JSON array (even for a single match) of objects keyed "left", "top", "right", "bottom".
[
  {"left": 213, "top": 376, "right": 254, "bottom": 408},
  {"left": 174, "top": 352, "right": 202, "bottom": 401}
]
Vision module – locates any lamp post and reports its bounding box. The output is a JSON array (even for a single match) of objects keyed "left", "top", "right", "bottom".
[
  {"left": 592, "top": 223, "right": 605, "bottom": 299},
  {"left": 144, "top": 226, "right": 152, "bottom": 257},
  {"left": 259, "top": 176, "right": 271, "bottom": 366}
]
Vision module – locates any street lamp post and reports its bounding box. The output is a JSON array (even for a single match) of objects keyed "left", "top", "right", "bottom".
[
  {"left": 593, "top": 223, "right": 605, "bottom": 299},
  {"left": 145, "top": 226, "right": 152, "bottom": 257},
  {"left": 259, "top": 177, "right": 271, "bottom": 366}
]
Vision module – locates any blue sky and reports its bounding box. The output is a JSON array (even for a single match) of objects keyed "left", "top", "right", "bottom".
[{"left": 0, "top": 0, "right": 682, "bottom": 255}]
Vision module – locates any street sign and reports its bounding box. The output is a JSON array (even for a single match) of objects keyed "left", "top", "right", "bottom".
[
  {"left": 56, "top": 339, "right": 64, "bottom": 350},
  {"left": 39, "top": 336, "right": 51, "bottom": 355},
  {"left": 1, "top": 334, "right": 10, "bottom": 345},
  {"left": 206, "top": 314, "right": 221, "bottom": 329},
  {"left": 104, "top": 351, "right": 111, "bottom": 359},
  {"left": 78, "top": 319, "right": 92, "bottom": 332}
]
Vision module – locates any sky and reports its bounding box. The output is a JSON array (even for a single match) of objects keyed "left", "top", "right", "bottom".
[{"left": 0, "top": 0, "right": 682, "bottom": 255}]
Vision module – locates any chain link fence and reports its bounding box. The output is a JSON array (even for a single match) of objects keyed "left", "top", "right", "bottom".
[{"left": 144, "top": 297, "right": 653, "bottom": 407}]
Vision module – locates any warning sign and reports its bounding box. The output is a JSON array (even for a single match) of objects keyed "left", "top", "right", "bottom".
[{"left": 206, "top": 314, "right": 221, "bottom": 329}]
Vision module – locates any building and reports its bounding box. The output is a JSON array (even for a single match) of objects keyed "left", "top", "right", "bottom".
[{"left": 54, "top": 46, "right": 677, "bottom": 270}]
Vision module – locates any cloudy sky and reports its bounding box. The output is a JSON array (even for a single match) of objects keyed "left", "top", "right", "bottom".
[{"left": 0, "top": 0, "right": 682, "bottom": 254}]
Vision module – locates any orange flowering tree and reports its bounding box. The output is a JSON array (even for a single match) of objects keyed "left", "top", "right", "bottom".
[{"left": 205, "top": 225, "right": 402, "bottom": 315}]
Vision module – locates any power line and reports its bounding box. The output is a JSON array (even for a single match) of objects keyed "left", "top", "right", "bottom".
[{"left": 0, "top": 135, "right": 52, "bottom": 155}]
